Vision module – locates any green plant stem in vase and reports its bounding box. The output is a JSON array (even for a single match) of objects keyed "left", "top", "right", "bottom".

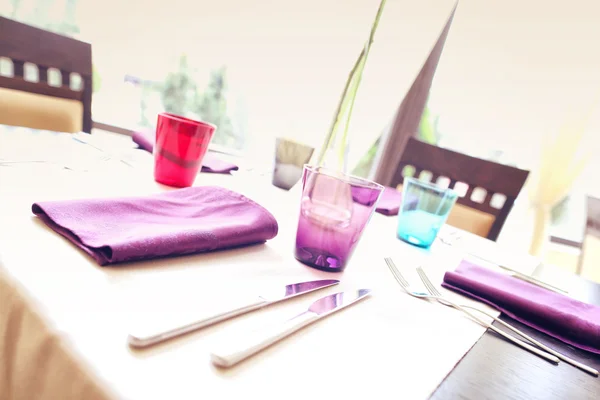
[{"left": 315, "top": 0, "right": 388, "bottom": 174}]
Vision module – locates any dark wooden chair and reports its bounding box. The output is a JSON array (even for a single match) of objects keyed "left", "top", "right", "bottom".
[
  {"left": 0, "top": 16, "right": 92, "bottom": 133},
  {"left": 577, "top": 196, "right": 600, "bottom": 276},
  {"left": 391, "top": 137, "right": 530, "bottom": 241}
]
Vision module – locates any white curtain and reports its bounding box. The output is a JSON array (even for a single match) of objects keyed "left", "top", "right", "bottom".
[{"left": 528, "top": 103, "right": 597, "bottom": 256}]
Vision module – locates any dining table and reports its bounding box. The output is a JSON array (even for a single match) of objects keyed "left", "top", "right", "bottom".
[{"left": 0, "top": 124, "right": 598, "bottom": 400}]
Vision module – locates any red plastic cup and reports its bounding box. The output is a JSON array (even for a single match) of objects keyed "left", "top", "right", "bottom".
[{"left": 153, "top": 113, "right": 216, "bottom": 187}]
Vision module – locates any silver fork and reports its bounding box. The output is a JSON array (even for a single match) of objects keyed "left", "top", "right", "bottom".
[
  {"left": 383, "top": 257, "right": 559, "bottom": 364},
  {"left": 416, "top": 266, "right": 599, "bottom": 377}
]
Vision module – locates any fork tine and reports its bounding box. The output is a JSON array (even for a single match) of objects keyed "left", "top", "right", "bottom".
[
  {"left": 417, "top": 267, "right": 442, "bottom": 297},
  {"left": 384, "top": 257, "right": 403, "bottom": 286},
  {"left": 417, "top": 267, "right": 434, "bottom": 293},
  {"left": 390, "top": 258, "right": 409, "bottom": 285},
  {"left": 390, "top": 260, "right": 408, "bottom": 286},
  {"left": 416, "top": 268, "right": 433, "bottom": 293},
  {"left": 384, "top": 257, "right": 409, "bottom": 288},
  {"left": 422, "top": 270, "right": 442, "bottom": 297},
  {"left": 416, "top": 268, "right": 437, "bottom": 295},
  {"left": 394, "top": 267, "right": 410, "bottom": 288}
]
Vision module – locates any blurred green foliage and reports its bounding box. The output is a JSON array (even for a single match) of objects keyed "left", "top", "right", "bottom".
[
  {"left": 160, "top": 55, "right": 242, "bottom": 149},
  {"left": 351, "top": 105, "right": 440, "bottom": 178}
]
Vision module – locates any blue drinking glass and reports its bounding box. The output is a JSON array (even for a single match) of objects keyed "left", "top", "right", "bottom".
[{"left": 396, "top": 177, "right": 458, "bottom": 248}]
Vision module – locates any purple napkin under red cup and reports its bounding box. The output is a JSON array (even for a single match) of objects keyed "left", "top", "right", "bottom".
[
  {"left": 443, "top": 260, "right": 600, "bottom": 354},
  {"left": 32, "top": 186, "right": 278, "bottom": 266},
  {"left": 132, "top": 129, "right": 239, "bottom": 174},
  {"left": 375, "top": 186, "right": 403, "bottom": 216},
  {"left": 132, "top": 129, "right": 155, "bottom": 153}
]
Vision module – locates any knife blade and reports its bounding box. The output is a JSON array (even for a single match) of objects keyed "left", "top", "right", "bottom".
[
  {"left": 496, "top": 265, "right": 569, "bottom": 294},
  {"left": 210, "top": 289, "right": 371, "bottom": 368},
  {"left": 127, "top": 279, "right": 339, "bottom": 348}
]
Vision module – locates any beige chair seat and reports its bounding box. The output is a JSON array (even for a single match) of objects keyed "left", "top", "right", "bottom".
[
  {"left": 446, "top": 203, "right": 495, "bottom": 238},
  {"left": 0, "top": 88, "right": 82, "bottom": 133}
]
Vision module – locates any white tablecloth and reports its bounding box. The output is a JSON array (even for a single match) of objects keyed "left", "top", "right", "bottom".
[{"left": 0, "top": 129, "right": 540, "bottom": 400}]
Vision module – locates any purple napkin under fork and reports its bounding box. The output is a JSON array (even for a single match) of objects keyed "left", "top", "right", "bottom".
[
  {"left": 32, "top": 186, "right": 278, "bottom": 266},
  {"left": 442, "top": 260, "right": 600, "bottom": 354},
  {"left": 131, "top": 130, "right": 239, "bottom": 174}
]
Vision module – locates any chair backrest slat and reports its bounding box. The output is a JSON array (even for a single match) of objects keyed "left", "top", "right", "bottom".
[
  {"left": 12, "top": 59, "right": 24, "bottom": 78},
  {"left": 38, "top": 65, "right": 48, "bottom": 83}
]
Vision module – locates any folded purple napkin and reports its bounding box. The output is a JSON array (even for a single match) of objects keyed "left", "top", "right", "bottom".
[
  {"left": 201, "top": 152, "right": 240, "bottom": 174},
  {"left": 32, "top": 186, "right": 278, "bottom": 266},
  {"left": 131, "top": 130, "right": 239, "bottom": 174},
  {"left": 132, "top": 129, "right": 155, "bottom": 153},
  {"left": 375, "top": 186, "right": 403, "bottom": 216},
  {"left": 442, "top": 260, "right": 600, "bottom": 354}
]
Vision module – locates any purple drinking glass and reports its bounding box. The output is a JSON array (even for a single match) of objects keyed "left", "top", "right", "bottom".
[{"left": 294, "top": 165, "right": 384, "bottom": 272}]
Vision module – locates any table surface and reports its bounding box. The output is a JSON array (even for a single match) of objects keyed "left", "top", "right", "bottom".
[{"left": 1, "top": 126, "right": 599, "bottom": 400}]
